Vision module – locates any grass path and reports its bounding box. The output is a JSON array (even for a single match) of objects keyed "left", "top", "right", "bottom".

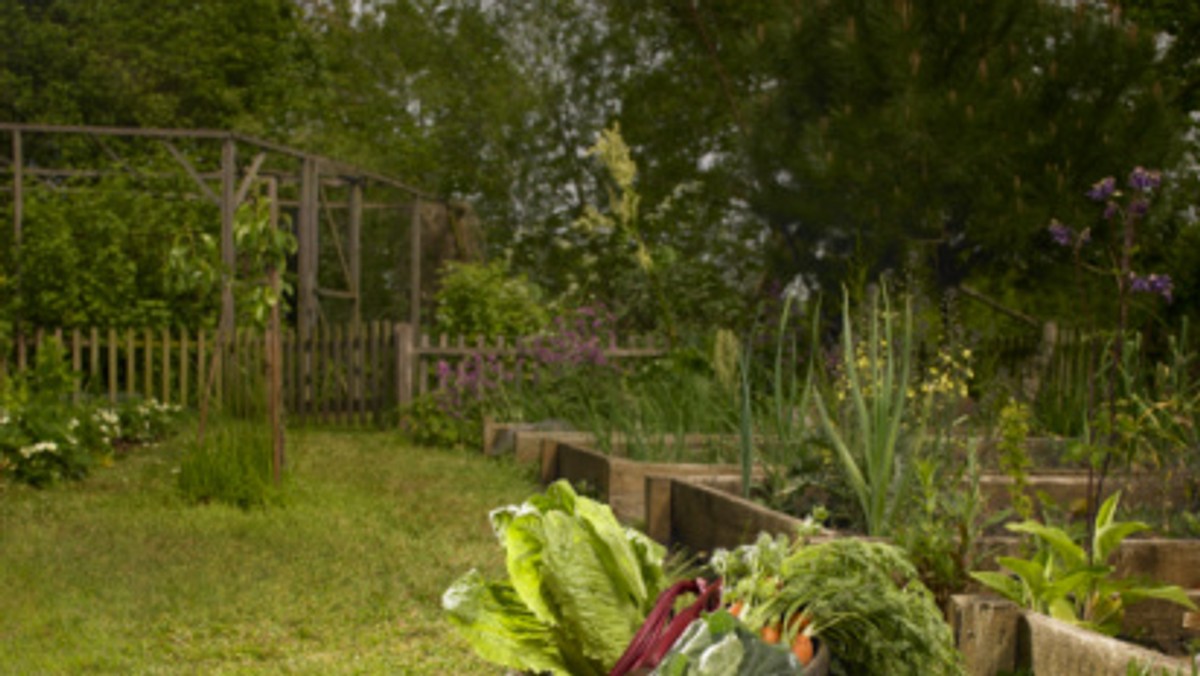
[{"left": 0, "top": 428, "right": 539, "bottom": 674}]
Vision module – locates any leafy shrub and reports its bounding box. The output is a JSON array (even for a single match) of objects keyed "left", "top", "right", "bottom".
[
  {"left": 434, "top": 260, "right": 548, "bottom": 338},
  {"left": 398, "top": 393, "right": 477, "bottom": 449},
  {"left": 0, "top": 340, "right": 95, "bottom": 486},
  {"left": 177, "top": 421, "right": 276, "bottom": 508}
]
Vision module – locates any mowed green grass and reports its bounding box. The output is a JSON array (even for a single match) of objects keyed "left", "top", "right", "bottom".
[{"left": 0, "top": 428, "right": 539, "bottom": 674}]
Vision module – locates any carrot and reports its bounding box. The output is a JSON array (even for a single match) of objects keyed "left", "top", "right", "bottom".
[
  {"left": 787, "top": 612, "right": 810, "bottom": 633},
  {"left": 791, "top": 632, "right": 814, "bottom": 666},
  {"left": 728, "top": 601, "right": 744, "bottom": 618},
  {"left": 760, "top": 622, "right": 782, "bottom": 645}
]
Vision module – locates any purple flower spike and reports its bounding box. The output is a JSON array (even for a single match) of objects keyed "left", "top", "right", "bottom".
[
  {"left": 1048, "top": 221, "right": 1074, "bottom": 247},
  {"left": 1087, "top": 176, "right": 1117, "bottom": 202},
  {"left": 1130, "top": 273, "right": 1174, "bottom": 302},
  {"left": 1128, "top": 166, "right": 1162, "bottom": 193},
  {"left": 1149, "top": 273, "right": 1174, "bottom": 302},
  {"left": 1103, "top": 201, "right": 1119, "bottom": 220}
]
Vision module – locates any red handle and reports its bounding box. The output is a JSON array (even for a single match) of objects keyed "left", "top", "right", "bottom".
[{"left": 609, "top": 578, "right": 722, "bottom": 676}]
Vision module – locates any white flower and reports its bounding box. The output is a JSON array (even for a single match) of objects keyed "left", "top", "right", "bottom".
[
  {"left": 68, "top": 418, "right": 80, "bottom": 430},
  {"left": 18, "top": 441, "right": 59, "bottom": 459}
]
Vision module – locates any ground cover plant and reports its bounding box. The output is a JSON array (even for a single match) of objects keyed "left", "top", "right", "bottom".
[{"left": 0, "top": 428, "right": 540, "bottom": 674}]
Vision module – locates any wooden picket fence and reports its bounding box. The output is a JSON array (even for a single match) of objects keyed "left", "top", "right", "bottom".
[{"left": 0, "top": 323, "right": 666, "bottom": 426}]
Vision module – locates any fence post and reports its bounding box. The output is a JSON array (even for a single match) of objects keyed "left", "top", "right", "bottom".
[{"left": 396, "top": 322, "right": 413, "bottom": 408}]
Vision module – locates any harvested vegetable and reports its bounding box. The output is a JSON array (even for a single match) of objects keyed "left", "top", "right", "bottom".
[
  {"left": 712, "top": 535, "right": 964, "bottom": 676},
  {"left": 651, "top": 609, "right": 807, "bottom": 675},
  {"left": 443, "top": 481, "right": 668, "bottom": 675}
]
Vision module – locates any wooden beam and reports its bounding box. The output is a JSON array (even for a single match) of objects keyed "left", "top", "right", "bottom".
[
  {"left": 298, "top": 157, "right": 319, "bottom": 341},
  {"left": 234, "top": 152, "right": 267, "bottom": 205},
  {"left": 219, "top": 138, "right": 237, "bottom": 334},
  {"left": 162, "top": 140, "right": 220, "bottom": 205},
  {"left": 349, "top": 182, "right": 362, "bottom": 325},
  {"left": 320, "top": 183, "right": 352, "bottom": 287},
  {"left": 12, "top": 129, "right": 22, "bottom": 252},
  {"left": 409, "top": 199, "right": 422, "bottom": 329},
  {"left": 11, "top": 129, "right": 22, "bottom": 349}
]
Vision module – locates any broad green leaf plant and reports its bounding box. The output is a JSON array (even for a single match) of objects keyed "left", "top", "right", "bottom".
[
  {"left": 971, "top": 492, "right": 1197, "bottom": 636},
  {"left": 812, "top": 286, "right": 914, "bottom": 536}
]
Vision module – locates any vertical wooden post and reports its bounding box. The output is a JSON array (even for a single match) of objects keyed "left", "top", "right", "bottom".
[
  {"left": 11, "top": 130, "right": 23, "bottom": 364},
  {"left": 267, "top": 176, "right": 285, "bottom": 483},
  {"left": 107, "top": 328, "right": 117, "bottom": 403},
  {"left": 396, "top": 322, "right": 413, "bottom": 408},
  {"left": 71, "top": 328, "right": 82, "bottom": 403},
  {"left": 89, "top": 327, "right": 99, "bottom": 397},
  {"left": 349, "top": 181, "right": 363, "bottom": 327},
  {"left": 161, "top": 327, "right": 170, "bottom": 404},
  {"left": 297, "top": 157, "right": 318, "bottom": 411},
  {"left": 409, "top": 198, "right": 422, "bottom": 330},
  {"left": 143, "top": 328, "right": 152, "bottom": 399},
  {"left": 219, "top": 137, "right": 237, "bottom": 336},
  {"left": 125, "top": 329, "right": 135, "bottom": 399},
  {"left": 181, "top": 329, "right": 190, "bottom": 408}
]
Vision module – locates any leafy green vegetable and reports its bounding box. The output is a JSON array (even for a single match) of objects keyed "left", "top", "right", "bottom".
[
  {"left": 653, "top": 610, "right": 803, "bottom": 676},
  {"left": 714, "top": 536, "right": 964, "bottom": 676},
  {"left": 444, "top": 480, "right": 667, "bottom": 675}
]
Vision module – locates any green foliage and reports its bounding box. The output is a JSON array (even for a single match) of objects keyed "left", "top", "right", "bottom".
[
  {"left": 18, "top": 170, "right": 217, "bottom": 328},
  {"left": 894, "top": 443, "right": 998, "bottom": 610},
  {"left": 398, "top": 393, "right": 478, "bottom": 450},
  {"left": 433, "top": 260, "right": 548, "bottom": 338},
  {"left": 997, "top": 399, "right": 1035, "bottom": 520},
  {"left": 177, "top": 420, "right": 276, "bottom": 509},
  {"left": 0, "top": 0, "right": 321, "bottom": 132},
  {"left": 971, "top": 492, "right": 1198, "bottom": 636},
  {"left": 740, "top": 0, "right": 1182, "bottom": 307},
  {"left": 1, "top": 340, "right": 91, "bottom": 486},
  {"left": 811, "top": 286, "right": 914, "bottom": 536}
]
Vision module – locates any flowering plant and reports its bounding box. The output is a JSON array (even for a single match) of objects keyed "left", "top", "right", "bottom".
[
  {"left": 398, "top": 305, "right": 623, "bottom": 448},
  {"left": 0, "top": 339, "right": 181, "bottom": 487}
]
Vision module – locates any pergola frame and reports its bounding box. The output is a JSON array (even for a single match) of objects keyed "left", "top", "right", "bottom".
[{"left": 1, "top": 122, "right": 433, "bottom": 341}]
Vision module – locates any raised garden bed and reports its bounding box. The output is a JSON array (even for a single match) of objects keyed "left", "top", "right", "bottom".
[
  {"left": 647, "top": 475, "right": 1200, "bottom": 588},
  {"left": 950, "top": 593, "right": 1200, "bottom": 675},
  {"left": 541, "top": 440, "right": 758, "bottom": 523}
]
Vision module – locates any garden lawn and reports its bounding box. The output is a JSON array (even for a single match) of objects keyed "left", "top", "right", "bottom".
[{"left": 0, "top": 428, "right": 539, "bottom": 674}]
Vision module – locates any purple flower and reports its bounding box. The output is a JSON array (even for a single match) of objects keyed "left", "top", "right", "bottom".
[
  {"left": 1129, "top": 273, "right": 1174, "bottom": 302},
  {"left": 1128, "top": 167, "right": 1162, "bottom": 193},
  {"left": 1087, "top": 176, "right": 1117, "bottom": 202},
  {"left": 1048, "top": 221, "right": 1074, "bottom": 247},
  {"left": 1103, "top": 201, "right": 1119, "bottom": 220},
  {"left": 1148, "top": 274, "right": 1174, "bottom": 302},
  {"left": 1128, "top": 199, "right": 1149, "bottom": 218}
]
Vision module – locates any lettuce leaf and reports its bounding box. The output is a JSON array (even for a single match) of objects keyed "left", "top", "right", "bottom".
[
  {"left": 442, "top": 570, "right": 570, "bottom": 675},
  {"left": 446, "top": 480, "right": 668, "bottom": 675}
]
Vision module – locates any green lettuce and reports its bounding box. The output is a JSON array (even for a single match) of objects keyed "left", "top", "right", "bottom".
[{"left": 443, "top": 480, "right": 667, "bottom": 675}]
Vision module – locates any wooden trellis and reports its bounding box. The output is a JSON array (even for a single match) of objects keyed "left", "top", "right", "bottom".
[{"left": 0, "top": 123, "right": 437, "bottom": 339}]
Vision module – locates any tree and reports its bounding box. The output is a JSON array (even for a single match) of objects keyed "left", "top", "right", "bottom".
[{"left": 737, "top": 0, "right": 1181, "bottom": 317}]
